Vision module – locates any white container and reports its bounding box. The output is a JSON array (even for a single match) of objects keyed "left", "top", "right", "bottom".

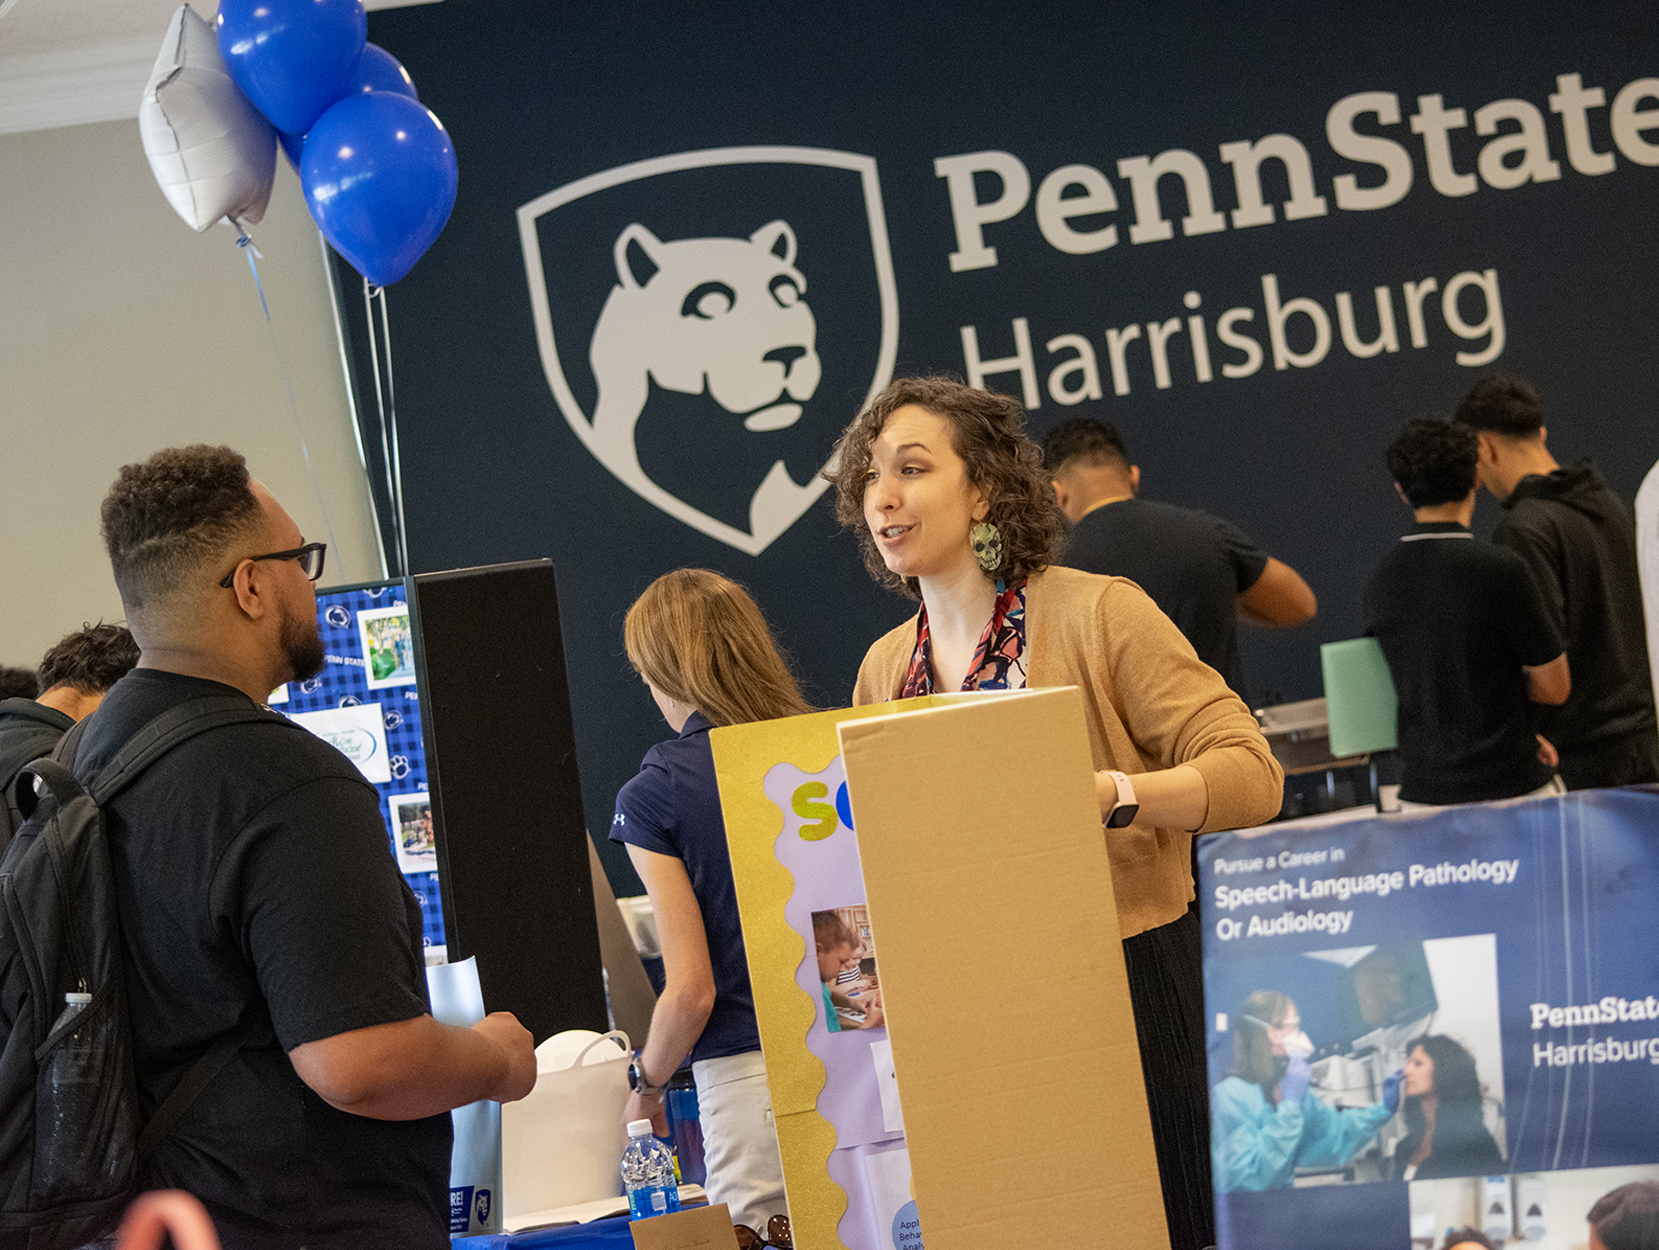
[{"left": 501, "top": 1030, "right": 632, "bottom": 1221}]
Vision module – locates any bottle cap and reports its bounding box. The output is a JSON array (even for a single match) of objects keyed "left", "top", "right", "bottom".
[
  {"left": 65, "top": 992, "right": 93, "bottom": 1005},
  {"left": 627, "top": 1119, "right": 653, "bottom": 1138}
]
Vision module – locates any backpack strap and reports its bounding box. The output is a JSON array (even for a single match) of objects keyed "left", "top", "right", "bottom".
[
  {"left": 80, "top": 694, "right": 289, "bottom": 806},
  {"left": 135, "top": 1016, "right": 264, "bottom": 1163},
  {"left": 18, "top": 695, "right": 284, "bottom": 824}
]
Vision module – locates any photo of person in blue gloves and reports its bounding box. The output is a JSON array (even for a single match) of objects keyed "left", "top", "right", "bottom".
[{"left": 1212, "top": 989, "right": 1403, "bottom": 1191}]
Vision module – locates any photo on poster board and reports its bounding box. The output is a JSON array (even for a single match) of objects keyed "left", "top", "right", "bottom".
[
  {"left": 358, "top": 604, "right": 417, "bottom": 689},
  {"left": 811, "top": 907, "right": 882, "bottom": 1035},
  {"left": 286, "top": 701, "right": 392, "bottom": 784},
  {"left": 389, "top": 790, "right": 437, "bottom": 874},
  {"left": 1209, "top": 933, "right": 1504, "bottom": 1192},
  {"left": 1409, "top": 1162, "right": 1659, "bottom": 1250}
]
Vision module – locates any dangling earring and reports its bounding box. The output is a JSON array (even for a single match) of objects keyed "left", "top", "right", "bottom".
[{"left": 969, "top": 520, "right": 1003, "bottom": 573}]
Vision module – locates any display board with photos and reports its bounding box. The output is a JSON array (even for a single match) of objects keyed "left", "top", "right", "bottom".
[
  {"left": 270, "top": 580, "right": 444, "bottom": 951},
  {"left": 1199, "top": 788, "right": 1659, "bottom": 1250}
]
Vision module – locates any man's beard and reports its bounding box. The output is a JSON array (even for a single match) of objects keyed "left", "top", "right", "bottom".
[{"left": 279, "top": 595, "right": 326, "bottom": 683}]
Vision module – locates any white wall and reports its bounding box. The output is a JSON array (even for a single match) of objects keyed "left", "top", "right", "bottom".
[{"left": 0, "top": 117, "right": 381, "bottom": 668}]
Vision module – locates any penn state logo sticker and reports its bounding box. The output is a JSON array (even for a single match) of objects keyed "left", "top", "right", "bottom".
[{"left": 517, "top": 146, "right": 899, "bottom": 554}]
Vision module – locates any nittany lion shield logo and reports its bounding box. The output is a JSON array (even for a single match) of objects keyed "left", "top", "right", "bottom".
[{"left": 517, "top": 147, "right": 898, "bottom": 554}]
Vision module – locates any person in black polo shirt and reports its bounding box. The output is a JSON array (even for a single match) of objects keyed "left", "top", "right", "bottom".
[
  {"left": 0, "top": 621, "right": 137, "bottom": 840},
  {"left": 1364, "top": 418, "right": 1571, "bottom": 806},
  {"left": 1455, "top": 373, "right": 1659, "bottom": 789},
  {"left": 1042, "top": 416, "right": 1316, "bottom": 704}
]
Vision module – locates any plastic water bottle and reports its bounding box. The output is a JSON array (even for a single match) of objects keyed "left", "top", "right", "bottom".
[
  {"left": 621, "top": 1119, "right": 681, "bottom": 1220},
  {"left": 40, "top": 992, "right": 95, "bottom": 1193}
]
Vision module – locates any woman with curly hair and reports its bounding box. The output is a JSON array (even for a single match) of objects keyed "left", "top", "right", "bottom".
[
  {"left": 827, "top": 376, "right": 1283, "bottom": 1250},
  {"left": 1393, "top": 1034, "right": 1506, "bottom": 1180}
]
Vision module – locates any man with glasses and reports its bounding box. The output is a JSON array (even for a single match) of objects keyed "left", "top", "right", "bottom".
[{"left": 79, "top": 445, "right": 536, "bottom": 1248}]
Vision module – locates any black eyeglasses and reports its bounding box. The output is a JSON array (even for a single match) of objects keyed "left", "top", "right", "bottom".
[{"left": 218, "top": 542, "right": 328, "bottom": 589}]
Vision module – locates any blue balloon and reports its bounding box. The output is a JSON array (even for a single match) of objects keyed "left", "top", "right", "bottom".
[
  {"left": 349, "top": 43, "right": 419, "bottom": 101},
  {"left": 302, "top": 92, "right": 458, "bottom": 287},
  {"left": 277, "top": 128, "right": 304, "bottom": 173},
  {"left": 217, "top": 0, "right": 366, "bottom": 137},
  {"left": 276, "top": 45, "right": 411, "bottom": 174}
]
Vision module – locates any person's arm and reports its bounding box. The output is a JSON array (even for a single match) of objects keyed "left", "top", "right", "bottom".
[
  {"left": 289, "top": 1011, "right": 536, "bottom": 1120},
  {"left": 1523, "top": 653, "right": 1570, "bottom": 704},
  {"left": 1086, "top": 580, "right": 1284, "bottom": 833},
  {"left": 622, "top": 844, "right": 717, "bottom": 1134},
  {"left": 1237, "top": 557, "right": 1318, "bottom": 627},
  {"left": 1096, "top": 763, "right": 1209, "bottom": 831}
]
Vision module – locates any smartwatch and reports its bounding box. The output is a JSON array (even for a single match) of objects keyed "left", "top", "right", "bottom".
[
  {"left": 1103, "top": 770, "right": 1139, "bottom": 829},
  {"left": 628, "top": 1056, "right": 666, "bottom": 1100}
]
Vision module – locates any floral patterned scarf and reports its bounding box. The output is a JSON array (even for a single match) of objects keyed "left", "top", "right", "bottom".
[{"left": 900, "top": 578, "right": 1028, "bottom": 697}]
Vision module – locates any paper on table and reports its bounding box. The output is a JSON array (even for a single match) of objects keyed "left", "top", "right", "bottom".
[{"left": 424, "top": 957, "right": 502, "bottom": 1237}]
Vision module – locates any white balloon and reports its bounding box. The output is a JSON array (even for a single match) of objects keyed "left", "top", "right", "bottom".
[{"left": 139, "top": 4, "right": 277, "bottom": 233}]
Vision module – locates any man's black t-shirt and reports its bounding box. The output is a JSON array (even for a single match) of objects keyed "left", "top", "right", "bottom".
[
  {"left": 0, "top": 697, "right": 73, "bottom": 836},
  {"left": 1495, "top": 463, "right": 1659, "bottom": 784},
  {"left": 1363, "top": 522, "right": 1564, "bottom": 805},
  {"left": 75, "top": 670, "right": 451, "bottom": 1249},
  {"left": 1057, "top": 497, "right": 1269, "bottom": 700}
]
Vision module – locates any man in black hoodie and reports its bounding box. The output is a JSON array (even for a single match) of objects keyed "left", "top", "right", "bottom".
[{"left": 1456, "top": 374, "right": 1659, "bottom": 788}]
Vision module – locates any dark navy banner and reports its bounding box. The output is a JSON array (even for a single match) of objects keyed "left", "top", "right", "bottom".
[
  {"left": 353, "top": 0, "right": 1659, "bottom": 889},
  {"left": 1199, "top": 788, "right": 1659, "bottom": 1250}
]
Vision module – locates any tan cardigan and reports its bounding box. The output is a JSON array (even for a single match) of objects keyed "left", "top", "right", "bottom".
[{"left": 852, "top": 565, "right": 1284, "bottom": 938}]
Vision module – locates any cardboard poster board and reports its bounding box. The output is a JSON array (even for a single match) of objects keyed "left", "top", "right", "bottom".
[
  {"left": 713, "top": 688, "right": 1167, "bottom": 1250},
  {"left": 1199, "top": 788, "right": 1659, "bottom": 1250}
]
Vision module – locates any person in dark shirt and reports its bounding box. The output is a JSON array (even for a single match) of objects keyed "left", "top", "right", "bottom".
[
  {"left": 0, "top": 621, "right": 138, "bottom": 839},
  {"left": 1364, "top": 418, "right": 1570, "bottom": 806},
  {"left": 1456, "top": 373, "right": 1659, "bottom": 788},
  {"left": 89, "top": 444, "right": 537, "bottom": 1248},
  {"left": 0, "top": 667, "right": 37, "bottom": 701},
  {"left": 610, "top": 569, "right": 809, "bottom": 1235},
  {"left": 1042, "top": 416, "right": 1316, "bottom": 703}
]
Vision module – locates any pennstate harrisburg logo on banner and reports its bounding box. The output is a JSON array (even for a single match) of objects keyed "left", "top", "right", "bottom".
[{"left": 518, "top": 147, "right": 899, "bottom": 555}]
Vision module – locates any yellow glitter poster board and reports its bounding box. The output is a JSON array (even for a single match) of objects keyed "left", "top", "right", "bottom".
[{"left": 712, "top": 700, "right": 950, "bottom": 1250}]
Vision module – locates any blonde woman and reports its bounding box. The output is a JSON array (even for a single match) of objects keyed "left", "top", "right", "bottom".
[{"left": 610, "top": 569, "right": 810, "bottom": 1239}]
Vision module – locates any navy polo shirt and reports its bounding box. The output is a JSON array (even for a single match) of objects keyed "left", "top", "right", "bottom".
[{"left": 610, "top": 711, "right": 759, "bottom": 1063}]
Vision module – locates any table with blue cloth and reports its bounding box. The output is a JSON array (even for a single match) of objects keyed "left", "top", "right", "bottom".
[{"left": 456, "top": 1216, "right": 637, "bottom": 1250}]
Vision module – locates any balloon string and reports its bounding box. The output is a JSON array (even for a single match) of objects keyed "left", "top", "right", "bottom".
[
  {"left": 237, "top": 229, "right": 342, "bottom": 569},
  {"left": 319, "top": 229, "right": 390, "bottom": 580},
  {"left": 361, "top": 278, "right": 409, "bottom": 576}
]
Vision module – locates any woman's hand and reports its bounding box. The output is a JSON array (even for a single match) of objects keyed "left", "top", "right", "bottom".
[{"left": 1097, "top": 764, "right": 1210, "bottom": 831}]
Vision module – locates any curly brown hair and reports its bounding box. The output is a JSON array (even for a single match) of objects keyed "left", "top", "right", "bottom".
[
  {"left": 37, "top": 623, "right": 140, "bottom": 694},
  {"left": 824, "top": 376, "right": 1061, "bottom": 598},
  {"left": 100, "top": 445, "right": 263, "bottom": 612}
]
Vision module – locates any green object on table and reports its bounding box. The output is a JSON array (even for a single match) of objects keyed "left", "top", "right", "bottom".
[{"left": 1320, "top": 638, "right": 1398, "bottom": 757}]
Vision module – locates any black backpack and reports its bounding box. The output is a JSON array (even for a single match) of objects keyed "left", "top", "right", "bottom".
[{"left": 0, "top": 695, "right": 274, "bottom": 1250}]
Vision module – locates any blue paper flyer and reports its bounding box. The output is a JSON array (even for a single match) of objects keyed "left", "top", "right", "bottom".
[{"left": 1198, "top": 788, "right": 1659, "bottom": 1250}]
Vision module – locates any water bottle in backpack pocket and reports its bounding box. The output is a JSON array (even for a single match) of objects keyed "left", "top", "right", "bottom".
[{"left": 34, "top": 990, "right": 137, "bottom": 1205}]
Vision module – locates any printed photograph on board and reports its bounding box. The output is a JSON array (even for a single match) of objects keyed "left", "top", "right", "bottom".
[
  {"left": 811, "top": 906, "right": 883, "bottom": 1034},
  {"left": 1210, "top": 933, "right": 1505, "bottom": 1191},
  {"left": 389, "top": 791, "right": 436, "bottom": 874},
  {"left": 1409, "top": 1163, "right": 1659, "bottom": 1250},
  {"left": 358, "top": 604, "right": 417, "bottom": 689}
]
